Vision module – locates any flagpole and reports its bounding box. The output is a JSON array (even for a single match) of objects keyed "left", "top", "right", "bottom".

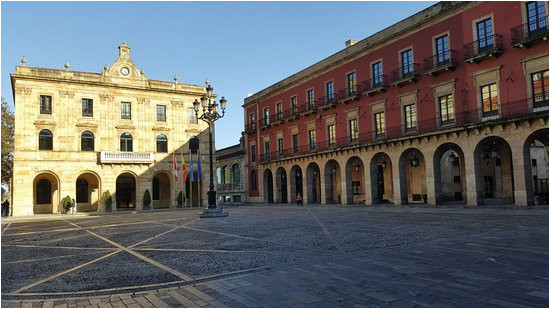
[
  {"left": 190, "top": 150, "right": 193, "bottom": 207},
  {"left": 181, "top": 150, "right": 184, "bottom": 208},
  {"left": 198, "top": 148, "right": 202, "bottom": 208}
]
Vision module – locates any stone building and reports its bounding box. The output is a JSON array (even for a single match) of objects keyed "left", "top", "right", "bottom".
[
  {"left": 244, "top": 1, "right": 549, "bottom": 206},
  {"left": 215, "top": 134, "right": 247, "bottom": 205},
  {"left": 10, "top": 43, "right": 214, "bottom": 216}
]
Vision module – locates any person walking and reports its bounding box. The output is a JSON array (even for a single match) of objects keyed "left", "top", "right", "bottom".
[
  {"left": 296, "top": 193, "right": 303, "bottom": 206},
  {"left": 71, "top": 199, "right": 76, "bottom": 215}
]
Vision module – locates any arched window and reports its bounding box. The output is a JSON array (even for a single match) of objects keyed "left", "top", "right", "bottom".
[
  {"left": 39, "top": 129, "right": 53, "bottom": 151},
  {"left": 36, "top": 179, "right": 52, "bottom": 204},
  {"left": 120, "top": 132, "right": 133, "bottom": 152},
  {"left": 251, "top": 170, "right": 257, "bottom": 191},
  {"left": 221, "top": 166, "right": 227, "bottom": 184},
  {"left": 81, "top": 131, "right": 94, "bottom": 151},
  {"left": 232, "top": 164, "right": 240, "bottom": 183},
  {"left": 156, "top": 134, "right": 168, "bottom": 153},
  {"left": 216, "top": 167, "right": 222, "bottom": 184},
  {"left": 76, "top": 179, "right": 88, "bottom": 203},
  {"left": 153, "top": 177, "right": 160, "bottom": 200}
]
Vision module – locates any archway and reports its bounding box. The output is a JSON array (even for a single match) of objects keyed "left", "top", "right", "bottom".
[
  {"left": 523, "top": 129, "right": 549, "bottom": 205},
  {"left": 370, "top": 153, "right": 394, "bottom": 204},
  {"left": 33, "top": 172, "right": 60, "bottom": 214},
  {"left": 433, "top": 143, "right": 466, "bottom": 204},
  {"left": 76, "top": 171, "right": 101, "bottom": 212},
  {"left": 264, "top": 169, "right": 274, "bottom": 203},
  {"left": 324, "top": 160, "right": 341, "bottom": 204},
  {"left": 152, "top": 171, "right": 171, "bottom": 209},
  {"left": 290, "top": 165, "right": 303, "bottom": 203},
  {"left": 474, "top": 136, "right": 514, "bottom": 205},
  {"left": 116, "top": 173, "right": 136, "bottom": 209},
  {"left": 276, "top": 167, "right": 288, "bottom": 204},
  {"left": 306, "top": 162, "right": 321, "bottom": 204},
  {"left": 345, "top": 156, "right": 365, "bottom": 204},
  {"left": 399, "top": 148, "right": 427, "bottom": 204}
]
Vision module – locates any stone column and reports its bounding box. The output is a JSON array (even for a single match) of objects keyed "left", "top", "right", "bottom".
[
  {"left": 320, "top": 166, "right": 326, "bottom": 205},
  {"left": 363, "top": 155, "right": 373, "bottom": 205},
  {"left": 391, "top": 154, "right": 403, "bottom": 205},
  {"left": 463, "top": 150, "right": 478, "bottom": 206},
  {"left": 511, "top": 143, "right": 529, "bottom": 206},
  {"left": 424, "top": 150, "right": 437, "bottom": 205}
]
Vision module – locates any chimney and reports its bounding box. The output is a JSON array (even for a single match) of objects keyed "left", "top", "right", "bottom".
[{"left": 345, "top": 39, "right": 358, "bottom": 48}]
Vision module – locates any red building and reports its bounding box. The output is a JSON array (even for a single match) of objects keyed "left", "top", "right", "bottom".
[{"left": 244, "top": 1, "right": 548, "bottom": 206}]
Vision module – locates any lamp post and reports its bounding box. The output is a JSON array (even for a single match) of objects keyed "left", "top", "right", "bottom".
[{"left": 193, "top": 80, "right": 228, "bottom": 218}]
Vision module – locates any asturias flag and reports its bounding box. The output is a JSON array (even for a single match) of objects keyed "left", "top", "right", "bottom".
[{"left": 172, "top": 151, "right": 179, "bottom": 182}]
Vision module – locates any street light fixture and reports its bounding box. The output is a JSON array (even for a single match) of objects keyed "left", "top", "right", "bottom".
[{"left": 194, "top": 80, "right": 228, "bottom": 218}]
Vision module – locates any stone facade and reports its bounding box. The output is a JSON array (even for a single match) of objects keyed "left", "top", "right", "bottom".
[
  {"left": 243, "top": 1, "right": 549, "bottom": 206},
  {"left": 215, "top": 134, "right": 247, "bottom": 205},
  {"left": 10, "top": 43, "right": 215, "bottom": 216}
]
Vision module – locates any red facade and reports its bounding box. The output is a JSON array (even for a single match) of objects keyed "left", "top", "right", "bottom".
[{"left": 244, "top": 1, "right": 549, "bottom": 197}]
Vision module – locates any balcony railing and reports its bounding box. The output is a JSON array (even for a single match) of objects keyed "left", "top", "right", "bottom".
[
  {"left": 390, "top": 63, "right": 420, "bottom": 87},
  {"left": 217, "top": 183, "right": 243, "bottom": 192},
  {"left": 511, "top": 16, "right": 548, "bottom": 48},
  {"left": 317, "top": 94, "right": 337, "bottom": 110},
  {"left": 338, "top": 85, "right": 361, "bottom": 103},
  {"left": 245, "top": 123, "right": 257, "bottom": 133},
  {"left": 362, "top": 76, "right": 388, "bottom": 96},
  {"left": 256, "top": 97, "right": 546, "bottom": 164},
  {"left": 424, "top": 49, "right": 458, "bottom": 76},
  {"left": 258, "top": 118, "right": 270, "bottom": 129},
  {"left": 301, "top": 101, "right": 317, "bottom": 115},
  {"left": 463, "top": 34, "right": 503, "bottom": 63},
  {"left": 100, "top": 151, "right": 154, "bottom": 164}
]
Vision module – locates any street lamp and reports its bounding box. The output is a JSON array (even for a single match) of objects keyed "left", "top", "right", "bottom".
[{"left": 194, "top": 80, "right": 228, "bottom": 218}]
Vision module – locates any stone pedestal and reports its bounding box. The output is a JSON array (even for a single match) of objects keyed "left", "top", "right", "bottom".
[{"left": 199, "top": 207, "right": 228, "bottom": 218}]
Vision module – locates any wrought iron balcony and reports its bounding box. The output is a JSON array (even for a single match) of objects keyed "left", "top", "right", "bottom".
[
  {"left": 317, "top": 94, "right": 337, "bottom": 110},
  {"left": 424, "top": 50, "right": 458, "bottom": 76},
  {"left": 258, "top": 118, "right": 270, "bottom": 130},
  {"left": 362, "top": 76, "right": 388, "bottom": 96},
  {"left": 463, "top": 34, "right": 503, "bottom": 63},
  {"left": 511, "top": 16, "right": 548, "bottom": 48},
  {"left": 338, "top": 85, "right": 361, "bottom": 103},
  {"left": 100, "top": 151, "right": 154, "bottom": 164},
  {"left": 245, "top": 122, "right": 257, "bottom": 133},
  {"left": 301, "top": 101, "right": 317, "bottom": 116},
  {"left": 390, "top": 63, "right": 420, "bottom": 87}
]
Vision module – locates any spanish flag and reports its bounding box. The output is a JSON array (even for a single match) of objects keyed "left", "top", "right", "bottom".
[{"left": 181, "top": 150, "right": 188, "bottom": 183}]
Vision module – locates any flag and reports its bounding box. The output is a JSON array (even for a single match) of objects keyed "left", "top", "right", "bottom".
[
  {"left": 197, "top": 149, "right": 202, "bottom": 181},
  {"left": 172, "top": 151, "right": 179, "bottom": 182},
  {"left": 181, "top": 150, "right": 188, "bottom": 183},
  {"left": 189, "top": 151, "right": 195, "bottom": 182}
]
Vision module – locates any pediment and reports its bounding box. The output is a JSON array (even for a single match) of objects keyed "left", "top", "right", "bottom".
[
  {"left": 115, "top": 124, "right": 136, "bottom": 130},
  {"left": 101, "top": 43, "right": 148, "bottom": 85},
  {"left": 152, "top": 126, "right": 171, "bottom": 131},
  {"left": 34, "top": 120, "right": 56, "bottom": 126},
  {"left": 76, "top": 121, "right": 98, "bottom": 128}
]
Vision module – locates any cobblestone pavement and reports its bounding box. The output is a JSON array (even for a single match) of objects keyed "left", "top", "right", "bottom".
[{"left": 1, "top": 205, "right": 548, "bottom": 308}]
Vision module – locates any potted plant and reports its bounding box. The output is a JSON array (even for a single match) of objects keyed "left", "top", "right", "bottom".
[
  {"left": 61, "top": 195, "right": 72, "bottom": 214},
  {"left": 103, "top": 190, "right": 112, "bottom": 212},
  {"left": 143, "top": 189, "right": 151, "bottom": 210}
]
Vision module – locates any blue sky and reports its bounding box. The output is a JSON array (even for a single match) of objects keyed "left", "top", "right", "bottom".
[{"left": 1, "top": 1, "right": 435, "bottom": 149}]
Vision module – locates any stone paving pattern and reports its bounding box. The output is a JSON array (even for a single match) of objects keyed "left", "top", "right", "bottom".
[{"left": 1, "top": 205, "right": 548, "bottom": 307}]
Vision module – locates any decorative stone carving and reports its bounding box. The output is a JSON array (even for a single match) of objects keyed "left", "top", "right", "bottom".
[
  {"left": 115, "top": 124, "right": 136, "bottom": 130},
  {"left": 137, "top": 97, "right": 150, "bottom": 104},
  {"left": 99, "top": 94, "right": 114, "bottom": 101},
  {"left": 15, "top": 87, "right": 32, "bottom": 95},
  {"left": 185, "top": 128, "right": 202, "bottom": 134},
  {"left": 76, "top": 122, "right": 98, "bottom": 128},
  {"left": 152, "top": 126, "right": 171, "bottom": 131},
  {"left": 171, "top": 100, "right": 184, "bottom": 106},
  {"left": 34, "top": 120, "right": 56, "bottom": 126},
  {"left": 58, "top": 90, "right": 74, "bottom": 98}
]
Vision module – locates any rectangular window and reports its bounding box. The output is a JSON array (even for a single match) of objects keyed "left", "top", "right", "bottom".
[
  {"left": 291, "top": 96, "right": 298, "bottom": 115},
  {"left": 156, "top": 105, "right": 166, "bottom": 122},
  {"left": 481, "top": 83, "right": 499, "bottom": 116},
  {"left": 352, "top": 181, "right": 360, "bottom": 195},
  {"left": 527, "top": 1, "right": 547, "bottom": 33},
  {"left": 531, "top": 70, "right": 549, "bottom": 107},
  {"left": 251, "top": 145, "right": 256, "bottom": 162},
  {"left": 292, "top": 134, "right": 299, "bottom": 153},
  {"left": 435, "top": 35, "right": 450, "bottom": 64},
  {"left": 372, "top": 62, "right": 383, "bottom": 86},
  {"left": 326, "top": 81, "right": 334, "bottom": 100},
  {"left": 532, "top": 159, "right": 537, "bottom": 167},
  {"left": 121, "top": 102, "right": 131, "bottom": 119},
  {"left": 82, "top": 98, "right": 93, "bottom": 117},
  {"left": 277, "top": 138, "right": 284, "bottom": 155},
  {"left": 477, "top": 18, "right": 493, "bottom": 50},
  {"left": 401, "top": 49, "right": 413, "bottom": 76},
  {"left": 263, "top": 107, "right": 270, "bottom": 125},
  {"left": 265, "top": 141, "right": 271, "bottom": 160},
  {"left": 348, "top": 119, "right": 358, "bottom": 142},
  {"left": 327, "top": 124, "right": 336, "bottom": 146},
  {"left": 439, "top": 94, "right": 455, "bottom": 125},
  {"left": 188, "top": 107, "right": 198, "bottom": 124},
  {"left": 307, "top": 89, "right": 315, "bottom": 107},
  {"left": 308, "top": 129, "right": 316, "bottom": 150},
  {"left": 347, "top": 72, "right": 357, "bottom": 95},
  {"left": 374, "top": 112, "right": 385, "bottom": 137},
  {"left": 40, "top": 95, "right": 52, "bottom": 115},
  {"left": 403, "top": 104, "right": 417, "bottom": 131},
  {"left": 250, "top": 112, "right": 256, "bottom": 126},
  {"left": 276, "top": 102, "right": 282, "bottom": 120}
]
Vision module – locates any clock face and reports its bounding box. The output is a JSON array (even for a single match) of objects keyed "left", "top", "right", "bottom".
[{"left": 121, "top": 67, "right": 130, "bottom": 76}]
